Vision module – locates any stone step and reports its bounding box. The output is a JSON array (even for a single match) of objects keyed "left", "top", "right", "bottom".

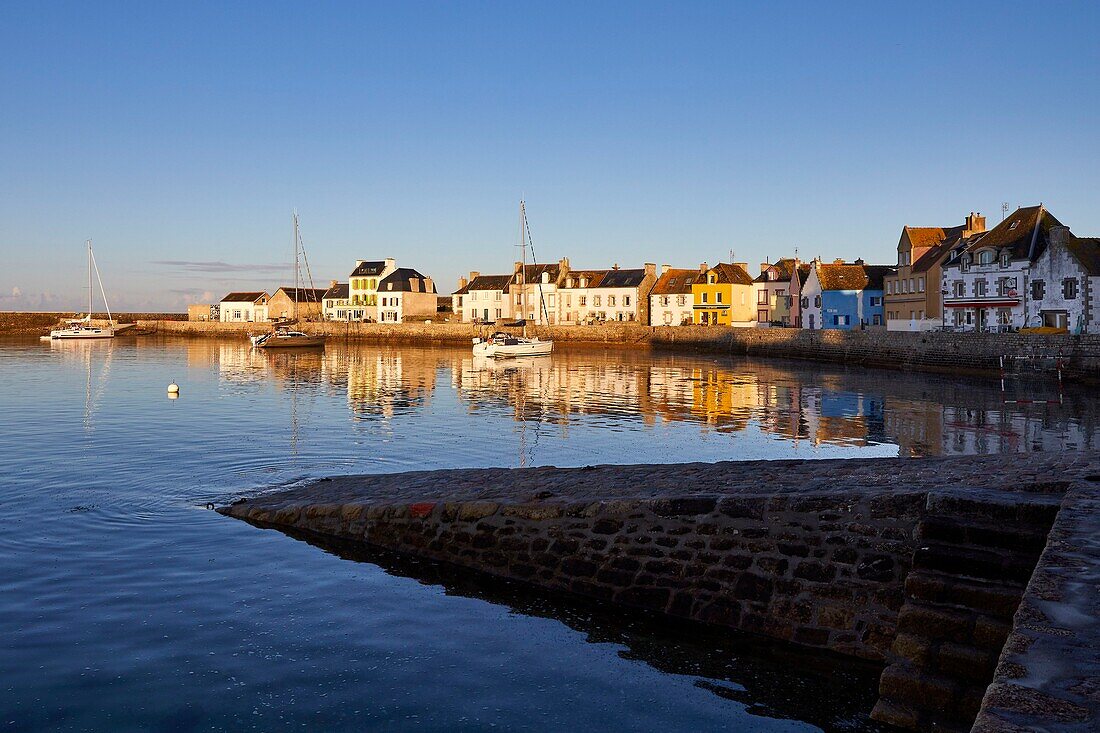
[
  {"left": 911, "top": 540, "right": 1040, "bottom": 584},
  {"left": 916, "top": 515, "right": 1051, "bottom": 554},
  {"left": 904, "top": 569, "right": 1025, "bottom": 620},
  {"left": 876, "top": 661, "right": 988, "bottom": 732},
  {"left": 924, "top": 492, "right": 1062, "bottom": 527},
  {"left": 895, "top": 599, "right": 1013, "bottom": 651},
  {"left": 887, "top": 631, "right": 1003, "bottom": 683}
]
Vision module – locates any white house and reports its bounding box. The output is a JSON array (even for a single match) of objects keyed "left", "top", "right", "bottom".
[
  {"left": 649, "top": 265, "right": 700, "bottom": 326},
  {"left": 377, "top": 268, "right": 437, "bottom": 323},
  {"left": 557, "top": 264, "right": 656, "bottom": 325},
  {"left": 753, "top": 258, "right": 799, "bottom": 326},
  {"left": 942, "top": 206, "right": 1100, "bottom": 332},
  {"left": 348, "top": 258, "right": 397, "bottom": 322},
  {"left": 322, "top": 282, "right": 351, "bottom": 321},
  {"left": 452, "top": 272, "right": 513, "bottom": 323},
  {"left": 219, "top": 291, "right": 269, "bottom": 322}
]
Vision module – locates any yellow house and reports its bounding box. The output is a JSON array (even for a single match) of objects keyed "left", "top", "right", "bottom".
[{"left": 692, "top": 263, "right": 756, "bottom": 326}]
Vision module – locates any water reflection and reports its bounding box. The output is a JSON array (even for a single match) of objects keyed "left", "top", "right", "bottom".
[{"left": 199, "top": 340, "right": 1097, "bottom": 458}]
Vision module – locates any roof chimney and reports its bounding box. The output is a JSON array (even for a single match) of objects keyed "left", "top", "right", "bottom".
[
  {"left": 699, "top": 262, "right": 708, "bottom": 274},
  {"left": 469, "top": 271, "right": 480, "bottom": 281},
  {"left": 458, "top": 276, "right": 468, "bottom": 290},
  {"left": 384, "top": 257, "right": 396, "bottom": 271},
  {"left": 854, "top": 258, "right": 865, "bottom": 266},
  {"left": 760, "top": 262, "right": 771, "bottom": 276},
  {"left": 734, "top": 262, "right": 748, "bottom": 273},
  {"left": 330, "top": 279, "right": 338, "bottom": 288},
  {"left": 612, "top": 263, "right": 620, "bottom": 270},
  {"left": 661, "top": 264, "right": 671, "bottom": 275},
  {"left": 644, "top": 262, "right": 656, "bottom": 277},
  {"left": 964, "top": 212, "right": 987, "bottom": 236},
  {"left": 833, "top": 258, "right": 845, "bottom": 265}
]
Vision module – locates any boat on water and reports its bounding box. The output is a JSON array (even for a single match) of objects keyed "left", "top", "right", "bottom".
[
  {"left": 473, "top": 332, "right": 553, "bottom": 358},
  {"left": 51, "top": 241, "right": 117, "bottom": 340},
  {"left": 472, "top": 200, "right": 553, "bottom": 359},
  {"left": 250, "top": 212, "right": 327, "bottom": 350}
]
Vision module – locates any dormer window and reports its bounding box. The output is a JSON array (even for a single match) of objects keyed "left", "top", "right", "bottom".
[
  {"left": 1009, "top": 220, "right": 1019, "bottom": 231},
  {"left": 961, "top": 254, "right": 971, "bottom": 272},
  {"left": 1000, "top": 252, "right": 1010, "bottom": 268},
  {"left": 978, "top": 250, "right": 995, "bottom": 265}
]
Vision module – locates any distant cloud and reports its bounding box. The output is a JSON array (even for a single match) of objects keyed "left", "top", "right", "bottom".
[{"left": 151, "top": 260, "right": 291, "bottom": 274}]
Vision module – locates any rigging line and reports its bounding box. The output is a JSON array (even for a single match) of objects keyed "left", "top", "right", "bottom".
[
  {"left": 522, "top": 206, "right": 550, "bottom": 323},
  {"left": 89, "top": 242, "right": 114, "bottom": 323},
  {"left": 297, "top": 220, "right": 319, "bottom": 303}
]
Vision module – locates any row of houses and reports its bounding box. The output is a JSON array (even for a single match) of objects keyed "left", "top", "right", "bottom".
[{"left": 205, "top": 204, "right": 1099, "bottom": 333}]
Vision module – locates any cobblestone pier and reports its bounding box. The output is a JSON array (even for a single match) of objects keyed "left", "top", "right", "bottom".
[{"left": 219, "top": 452, "right": 1100, "bottom": 732}]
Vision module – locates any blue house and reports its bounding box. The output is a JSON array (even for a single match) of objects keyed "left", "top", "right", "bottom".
[{"left": 799, "top": 259, "right": 893, "bottom": 330}]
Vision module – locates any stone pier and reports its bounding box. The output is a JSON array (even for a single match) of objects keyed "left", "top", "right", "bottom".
[{"left": 219, "top": 452, "right": 1100, "bottom": 732}]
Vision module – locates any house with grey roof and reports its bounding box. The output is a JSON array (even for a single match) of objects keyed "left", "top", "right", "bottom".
[
  {"left": 348, "top": 258, "right": 397, "bottom": 321},
  {"left": 452, "top": 272, "right": 514, "bottom": 323},
  {"left": 558, "top": 264, "right": 656, "bottom": 325},
  {"left": 377, "top": 268, "right": 437, "bottom": 323}
]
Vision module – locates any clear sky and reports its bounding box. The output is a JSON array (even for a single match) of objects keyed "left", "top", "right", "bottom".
[{"left": 2, "top": 1, "right": 1098, "bottom": 311}]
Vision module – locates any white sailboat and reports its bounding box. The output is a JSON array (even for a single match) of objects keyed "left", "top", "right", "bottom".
[
  {"left": 251, "top": 213, "right": 327, "bottom": 349},
  {"left": 472, "top": 201, "right": 554, "bottom": 359},
  {"left": 50, "top": 241, "right": 116, "bottom": 340}
]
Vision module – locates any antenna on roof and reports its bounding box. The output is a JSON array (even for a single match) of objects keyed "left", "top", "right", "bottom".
[{"left": 1001, "top": 202, "right": 1010, "bottom": 221}]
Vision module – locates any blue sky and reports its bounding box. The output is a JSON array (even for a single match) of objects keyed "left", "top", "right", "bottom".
[{"left": 2, "top": 1, "right": 1098, "bottom": 311}]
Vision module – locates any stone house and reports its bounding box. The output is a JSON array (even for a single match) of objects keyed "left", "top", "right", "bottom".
[
  {"left": 558, "top": 264, "right": 656, "bottom": 325},
  {"left": 885, "top": 214, "right": 987, "bottom": 332},
  {"left": 692, "top": 263, "right": 756, "bottom": 326},
  {"left": 218, "top": 291, "right": 269, "bottom": 322},
  {"left": 348, "top": 258, "right": 397, "bottom": 322},
  {"left": 322, "top": 282, "right": 351, "bottom": 321},
  {"left": 452, "top": 273, "right": 514, "bottom": 323},
  {"left": 649, "top": 266, "right": 700, "bottom": 326},
  {"left": 942, "top": 205, "right": 1100, "bottom": 332},
  {"left": 268, "top": 287, "right": 326, "bottom": 322},
  {"left": 187, "top": 303, "right": 213, "bottom": 322},
  {"left": 800, "top": 260, "right": 892, "bottom": 330},
  {"left": 754, "top": 258, "right": 799, "bottom": 326},
  {"left": 509, "top": 258, "right": 570, "bottom": 325},
  {"left": 377, "top": 268, "right": 437, "bottom": 323}
]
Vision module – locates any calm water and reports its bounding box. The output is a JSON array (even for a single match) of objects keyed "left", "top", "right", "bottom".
[{"left": 2, "top": 336, "right": 1094, "bottom": 732}]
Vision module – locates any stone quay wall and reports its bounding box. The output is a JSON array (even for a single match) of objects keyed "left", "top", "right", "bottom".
[
  {"left": 219, "top": 452, "right": 1099, "bottom": 732},
  {"left": 140, "top": 318, "right": 1100, "bottom": 382},
  {"left": 1, "top": 311, "right": 185, "bottom": 335}
]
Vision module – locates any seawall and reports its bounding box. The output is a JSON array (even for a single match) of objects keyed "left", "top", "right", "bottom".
[
  {"left": 0, "top": 311, "right": 185, "bottom": 335},
  {"left": 219, "top": 452, "right": 1099, "bottom": 732},
  {"left": 141, "top": 319, "right": 1100, "bottom": 382}
]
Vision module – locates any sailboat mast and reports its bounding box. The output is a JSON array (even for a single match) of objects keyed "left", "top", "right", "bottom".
[
  {"left": 520, "top": 200, "right": 527, "bottom": 322},
  {"left": 293, "top": 211, "right": 299, "bottom": 322},
  {"left": 87, "top": 240, "right": 92, "bottom": 318},
  {"left": 88, "top": 242, "right": 114, "bottom": 324}
]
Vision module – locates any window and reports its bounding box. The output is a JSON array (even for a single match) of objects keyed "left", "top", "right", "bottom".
[
  {"left": 495, "top": 291, "right": 501, "bottom": 301},
  {"left": 661, "top": 296, "right": 669, "bottom": 306},
  {"left": 975, "top": 280, "right": 986, "bottom": 297},
  {"left": 800, "top": 297, "right": 808, "bottom": 308},
  {"left": 953, "top": 282, "right": 964, "bottom": 298},
  {"left": 1031, "top": 280, "right": 1045, "bottom": 300},
  {"left": 717, "top": 292, "right": 723, "bottom": 303},
  {"left": 1001, "top": 253, "right": 1010, "bottom": 268},
  {"left": 979, "top": 250, "right": 995, "bottom": 265},
  {"left": 961, "top": 254, "right": 971, "bottom": 272},
  {"left": 833, "top": 315, "right": 849, "bottom": 326},
  {"left": 814, "top": 295, "right": 821, "bottom": 307},
  {"left": 909, "top": 278, "right": 915, "bottom": 292},
  {"left": 871, "top": 296, "right": 882, "bottom": 307},
  {"left": 1064, "top": 279, "right": 1078, "bottom": 299},
  {"left": 918, "top": 277, "right": 925, "bottom": 292},
  {"left": 998, "top": 309, "right": 1011, "bottom": 325},
  {"left": 579, "top": 296, "right": 587, "bottom": 306},
  {"left": 701, "top": 292, "right": 708, "bottom": 304},
  {"left": 873, "top": 314, "right": 882, "bottom": 326},
  {"left": 758, "top": 309, "right": 769, "bottom": 323},
  {"left": 565, "top": 294, "right": 571, "bottom": 307},
  {"left": 593, "top": 295, "right": 601, "bottom": 307},
  {"left": 624, "top": 295, "right": 631, "bottom": 306},
  {"left": 758, "top": 289, "right": 769, "bottom": 305},
  {"left": 676, "top": 295, "right": 685, "bottom": 307},
  {"left": 608, "top": 295, "right": 616, "bottom": 307}
]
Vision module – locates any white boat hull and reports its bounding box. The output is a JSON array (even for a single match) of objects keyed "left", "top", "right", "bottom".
[
  {"left": 473, "top": 338, "right": 553, "bottom": 358},
  {"left": 50, "top": 328, "right": 115, "bottom": 339}
]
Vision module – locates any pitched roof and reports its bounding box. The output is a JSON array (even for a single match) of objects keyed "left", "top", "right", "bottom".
[
  {"left": 702, "top": 263, "right": 755, "bottom": 285},
  {"left": 904, "top": 226, "right": 954, "bottom": 249},
  {"left": 454, "top": 274, "right": 512, "bottom": 295},
  {"left": 794, "top": 264, "right": 811, "bottom": 286},
  {"left": 954, "top": 206, "right": 1062, "bottom": 264},
  {"left": 322, "top": 283, "right": 349, "bottom": 299},
  {"left": 378, "top": 268, "right": 436, "bottom": 293},
  {"left": 600, "top": 268, "right": 647, "bottom": 288},
  {"left": 753, "top": 258, "right": 798, "bottom": 283},
  {"left": 220, "top": 291, "right": 268, "bottom": 303},
  {"left": 911, "top": 230, "right": 966, "bottom": 274},
  {"left": 651, "top": 268, "right": 701, "bottom": 295},
  {"left": 514, "top": 263, "right": 562, "bottom": 284},
  {"left": 351, "top": 260, "right": 389, "bottom": 277},
  {"left": 815, "top": 263, "right": 894, "bottom": 291},
  {"left": 273, "top": 287, "right": 327, "bottom": 303},
  {"left": 561, "top": 270, "right": 608, "bottom": 289},
  {"left": 1065, "top": 237, "right": 1100, "bottom": 276}
]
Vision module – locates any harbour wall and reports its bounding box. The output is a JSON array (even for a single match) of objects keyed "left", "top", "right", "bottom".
[
  {"left": 0, "top": 312, "right": 185, "bottom": 335},
  {"left": 141, "top": 319, "right": 1100, "bottom": 382},
  {"left": 219, "top": 452, "right": 1099, "bottom": 732}
]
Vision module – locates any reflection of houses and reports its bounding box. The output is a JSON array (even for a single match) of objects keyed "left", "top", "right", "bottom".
[
  {"left": 342, "top": 349, "right": 436, "bottom": 419},
  {"left": 219, "top": 291, "right": 269, "bottom": 322},
  {"left": 649, "top": 266, "right": 700, "bottom": 326},
  {"left": 268, "top": 287, "right": 326, "bottom": 321}
]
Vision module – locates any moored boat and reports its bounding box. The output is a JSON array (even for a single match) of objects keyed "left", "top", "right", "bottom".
[
  {"left": 251, "top": 329, "right": 326, "bottom": 349},
  {"left": 50, "top": 241, "right": 117, "bottom": 340},
  {"left": 473, "top": 332, "right": 553, "bottom": 358}
]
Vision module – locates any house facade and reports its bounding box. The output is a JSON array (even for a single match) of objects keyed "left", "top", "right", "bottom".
[
  {"left": 788, "top": 263, "right": 811, "bottom": 328},
  {"left": 754, "top": 258, "right": 798, "bottom": 326},
  {"left": 219, "top": 291, "right": 269, "bottom": 322},
  {"left": 800, "top": 260, "right": 891, "bottom": 330},
  {"left": 557, "top": 264, "right": 656, "bottom": 324},
  {"left": 377, "top": 268, "right": 437, "bottom": 323},
  {"left": 349, "top": 258, "right": 397, "bottom": 321},
  {"left": 941, "top": 206, "right": 1100, "bottom": 332},
  {"left": 692, "top": 263, "right": 756, "bottom": 326},
  {"left": 649, "top": 266, "right": 700, "bottom": 326},
  {"left": 509, "top": 258, "right": 569, "bottom": 325},
  {"left": 322, "top": 282, "right": 351, "bottom": 321},
  {"left": 885, "top": 214, "right": 987, "bottom": 331},
  {"left": 268, "top": 287, "right": 326, "bottom": 322},
  {"left": 452, "top": 273, "right": 513, "bottom": 323}
]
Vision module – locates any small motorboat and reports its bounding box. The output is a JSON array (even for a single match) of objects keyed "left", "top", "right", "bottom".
[
  {"left": 250, "top": 329, "right": 326, "bottom": 349},
  {"left": 473, "top": 332, "right": 553, "bottom": 358}
]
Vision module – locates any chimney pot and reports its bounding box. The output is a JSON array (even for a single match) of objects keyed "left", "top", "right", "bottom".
[
  {"left": 700, "top": 262, "right": 708, "bottom": 274},
  {"left": 661, "top": 264, "right": 671, "bottom": 275}
]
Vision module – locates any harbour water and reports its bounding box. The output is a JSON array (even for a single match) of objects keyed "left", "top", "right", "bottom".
[{"left": 2, "top": 336, "right": 1094, "bottom": 731}]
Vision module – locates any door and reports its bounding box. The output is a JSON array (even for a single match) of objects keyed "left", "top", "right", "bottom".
[{"left": 809, "top": 314, "right": 815, "bottom": 330}]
